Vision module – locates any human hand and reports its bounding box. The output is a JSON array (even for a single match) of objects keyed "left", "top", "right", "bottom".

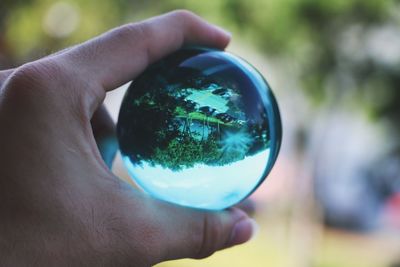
[{"left": 0, "top": 11, "right": 256, "bottom": 266}]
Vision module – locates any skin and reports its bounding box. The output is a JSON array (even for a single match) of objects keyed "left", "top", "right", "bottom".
[{"left": 0, "top": 11, "right": 256, "bottom": 266}]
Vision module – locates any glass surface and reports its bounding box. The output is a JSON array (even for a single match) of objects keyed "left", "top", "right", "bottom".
[{"left": 117, "top": 47, "right": 282, "bottom": 210}]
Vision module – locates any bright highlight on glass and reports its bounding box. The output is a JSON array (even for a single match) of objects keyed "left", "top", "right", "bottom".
[{"left": 117, "top": 47, "right": 282, "bottom": 210}]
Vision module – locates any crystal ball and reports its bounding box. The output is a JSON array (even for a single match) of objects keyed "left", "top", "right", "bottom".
[{"left": 117, "top": 47, "right": 281, "bottom": 210}]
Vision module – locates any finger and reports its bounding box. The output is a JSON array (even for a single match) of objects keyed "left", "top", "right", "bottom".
[
  {"left": 58, "top": 10, "right": 231, "bottom": 114},
  {"left": 133, "top": 200, "right": 257, "bottom": 264},
  {"left": 91, "top": 105, "right": 117, "bottom": 168},
  {"left": 234, "top": 199, "right": 257, "bottom": 217},
  {"left": 155, "top": 205, "right": 256, "bottom": 262},
  {"left": 0, "top": 69, "right": 15, "bottom": 87}
]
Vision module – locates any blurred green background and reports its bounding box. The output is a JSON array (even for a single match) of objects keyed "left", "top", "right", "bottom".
[{"left": 1, "top": 0, "right": 400, "bottom": 266}]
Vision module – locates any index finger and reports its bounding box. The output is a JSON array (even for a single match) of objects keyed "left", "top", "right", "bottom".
[
  {"left": 0, "top": 69, "right": 15, "bottom": 88},
  {"left": 58, "top": 10, "right": 231, "bottom": 111}
]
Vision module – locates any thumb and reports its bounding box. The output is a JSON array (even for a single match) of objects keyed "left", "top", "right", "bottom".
[{"left": 147, "top": 202, "right": 257, "bottom": 264}]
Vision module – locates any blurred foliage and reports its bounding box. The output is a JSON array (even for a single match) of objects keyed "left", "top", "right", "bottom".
[{"left": 1, "top": 0, "right": 398, "bottom": 124}]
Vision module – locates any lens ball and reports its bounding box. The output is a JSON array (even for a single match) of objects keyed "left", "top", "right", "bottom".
[{"left": 117, "top": 47, "right": 281, "bottom": 210}]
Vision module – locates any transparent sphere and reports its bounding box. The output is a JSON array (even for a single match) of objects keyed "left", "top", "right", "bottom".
[{"left": 117, "top": 47, "right": 281, "bottom": 210}]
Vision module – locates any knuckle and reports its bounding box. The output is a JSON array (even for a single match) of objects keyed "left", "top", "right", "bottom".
[
  {"left": 110, "top": 22, "right": 153, "bottom": 65},
  {"left": 0, "top": 59, "right": 82, "bottom": 119},
  {"left": 195, "top": 214, "right": 224, "bottom": 259},
  {"left": 98, "top": 194, "right": 160, "bottom": 265},
  {"left": 3, "top": 60, "right": 65, "bottom": 100},
  {"left": 171, "top": 9, "right": 198, "bottom": 22},
  {"left": 168, "top": 10, "right": 202, "bottom": 41},
  {"left": 113, "top": 22, "right": 150, "bottom": 45},
  {"left": 0, "top": 69, "right": 13, "bottom": 89},
  {"left": 1, "top": 64, "right": 43, "bottom": 105},
  {"left": 7, "top": 63, "right": 45, "bottom": 89}
]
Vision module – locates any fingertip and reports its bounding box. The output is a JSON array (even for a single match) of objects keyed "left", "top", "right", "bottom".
[
  {"left": 166, "top": 9, "right": 231, "bottom": 49},
  {"left": 227, "top": 218, "right": 258, "bottom": 247},
  {"left": 211, "top": 25, "right": 232, "bottom": 49}
]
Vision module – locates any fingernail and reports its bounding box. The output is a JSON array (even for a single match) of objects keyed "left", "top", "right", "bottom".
[{"left": 227, "top": 218, "right": 258, "bottom": 247}]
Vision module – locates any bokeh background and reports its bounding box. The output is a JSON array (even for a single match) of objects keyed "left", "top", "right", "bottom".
[{"left": 1, "top": 0, "right": 400, "bottom": 266}]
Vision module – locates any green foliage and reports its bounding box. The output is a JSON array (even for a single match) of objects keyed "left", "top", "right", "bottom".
[
  {"left": 1, "top": 0, "right": 399, "bottom": 123},
  {"left": 151, "top": 134, "right": 222, "bottom": 171}
]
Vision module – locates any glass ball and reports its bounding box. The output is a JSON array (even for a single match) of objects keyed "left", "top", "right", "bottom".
[{"left": 117, "top": 47, "right": 281, "bottom": 210}]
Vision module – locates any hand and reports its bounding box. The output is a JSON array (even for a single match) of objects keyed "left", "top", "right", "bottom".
[{"left": 0, "top": 11, "right": 256, "bottom": 266}]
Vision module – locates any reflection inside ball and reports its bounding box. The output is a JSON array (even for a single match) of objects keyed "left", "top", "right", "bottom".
[{"left": 117, "top": 47, "right": 281, "bottom": 210}]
